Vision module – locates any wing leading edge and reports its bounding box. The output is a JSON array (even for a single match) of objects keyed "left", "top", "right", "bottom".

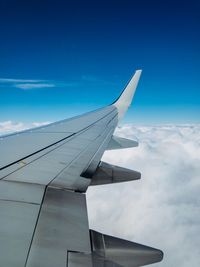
[{"left": 0, "top": 70, "right": 163, "bottom": 267}]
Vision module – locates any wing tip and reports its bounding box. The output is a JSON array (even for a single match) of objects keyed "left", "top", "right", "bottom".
[
  {"left": 136, "top": 69, "right": 142, "bottom": 73},
  {"left": 113, "top": 69, "right": 142, "bottom": 120}
]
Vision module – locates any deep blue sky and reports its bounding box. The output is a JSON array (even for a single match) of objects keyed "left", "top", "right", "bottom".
[{"left": 0, "top": 0, "right": 199, "bottom": 124}]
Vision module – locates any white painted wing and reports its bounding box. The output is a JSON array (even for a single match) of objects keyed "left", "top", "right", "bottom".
[{"left": 113, "top": 70, "right": 142, "bottom": 120}]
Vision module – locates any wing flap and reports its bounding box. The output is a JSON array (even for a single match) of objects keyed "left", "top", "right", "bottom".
[
  {"left": 0, "top": 202, "right": 40, "bottom": 267},
  {"left": 0, "top": 180, "right": 44, "bottom": 204},
  {"left": 26, "top": 187, "right": 91, "bottom": 267}
]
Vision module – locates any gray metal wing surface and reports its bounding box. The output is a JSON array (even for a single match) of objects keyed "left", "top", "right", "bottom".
[{"left": 0, "top": 70, "right": 163, "bottom": 267}]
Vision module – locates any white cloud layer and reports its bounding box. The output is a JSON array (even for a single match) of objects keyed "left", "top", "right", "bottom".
[
  {"left": 87, "top": 124, "right": 200, "bottom": 267},
  {"left": 0, "top": 121, "right": 50, "bottom": 135},
  {"left": 0, "top": 122, "right": 199, "bottom": 266}
]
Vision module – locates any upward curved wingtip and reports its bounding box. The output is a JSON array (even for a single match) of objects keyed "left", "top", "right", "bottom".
[{"left": 113, "top": 70, "right": 142, "bottom": 120}]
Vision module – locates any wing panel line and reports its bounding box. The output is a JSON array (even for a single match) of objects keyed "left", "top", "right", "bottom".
[
  {"left": 48, "top": 116, "right": 117, "bottom": 188},
  {"left": 0, "top": 108, "right": 117, "bottom": 173}
]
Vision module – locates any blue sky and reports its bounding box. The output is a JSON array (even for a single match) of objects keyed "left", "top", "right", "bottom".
[{"left": 0, "top": 0, "right": 199, "bottom": 124}]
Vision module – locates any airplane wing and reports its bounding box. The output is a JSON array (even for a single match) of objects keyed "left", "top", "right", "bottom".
[{"left": 0, "top": 70, "right": 163, "bottom": 267}]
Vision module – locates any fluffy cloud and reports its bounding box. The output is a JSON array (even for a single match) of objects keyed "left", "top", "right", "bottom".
[
  {"left": 87, "top": 124, "right": 200, "bottom": 267},
  {"left": 0, "top": 122, "right": 199, "bottom": 266},
  {"left": 0, "top": 121, "right": 50, "bottom": 135}
]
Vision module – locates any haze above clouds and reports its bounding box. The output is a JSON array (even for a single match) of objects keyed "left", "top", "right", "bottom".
[{"left": 0, "top": 122, "right": 199, "bottom": 266}]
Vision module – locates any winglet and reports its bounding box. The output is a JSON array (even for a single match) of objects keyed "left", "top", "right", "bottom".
[{"left": 113, "top": 70, "right": 142, "bottom": 120}]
